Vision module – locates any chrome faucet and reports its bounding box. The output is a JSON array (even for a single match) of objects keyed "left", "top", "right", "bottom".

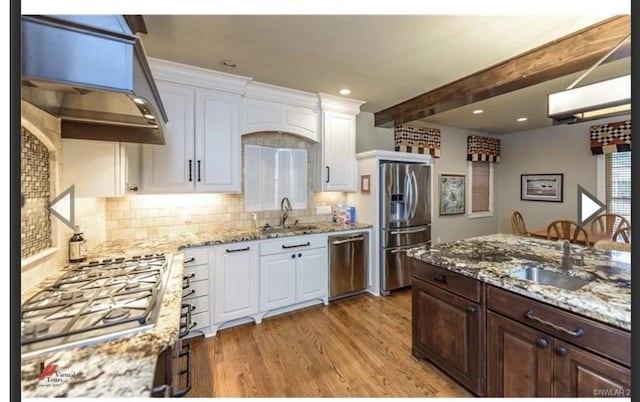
[
  {"left": 280, "top": 197, "right": 292, "bottom": 227},
  {"left": 561, "top": 240, "right": 584, "bottom": 269}
]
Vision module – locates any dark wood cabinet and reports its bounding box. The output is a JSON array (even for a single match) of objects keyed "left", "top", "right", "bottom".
[
  {"left": 411, "top": 275, "right": 484, "bottom": 395},
  {"left": 487, "top": 311, "right": 552, "bottom": 397},
  {"left": 411, "top": 259, "right": 630, "bottom": 398}
]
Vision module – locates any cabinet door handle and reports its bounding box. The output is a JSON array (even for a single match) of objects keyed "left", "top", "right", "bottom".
[
  {"left": 197, "top": 160, "right": 201, "bottom": 182},
  {"left": 556, "top": 345, "right": 569, "bottom": 356},
  {"left": 282, "top": 242, "right": 311, "bottom": 249},
  {"left": 524, "top": 310, "right": 584, "bottom": 337},
  {"left": 188, "top": 160, "right": 193, "bottom": 182},
  {"left": 536, "top": 338, "right": 549, "bottom": 348},
  {"left": 291, "top": 254, "right": 296, "bottom": 259},
  {"left": 466, "top": 306, "right": 476, "bottom": 315},
  {"left": 326, "top": 166, "right": 330, "bottom": 183},
  {"left": 225, "top": 246, "right": 250, "bottom": 253},
  {"left": 432, "top": 272, "right": 447, "bottom": 284},
  {"left": 184, "top": 257, "right": 196, "bottom": 264}
]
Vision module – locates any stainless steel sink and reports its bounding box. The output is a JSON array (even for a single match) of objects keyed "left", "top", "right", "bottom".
[
  {"left": 511, "top": 267, "right": 594, "bottom": 291},
  {"left": 261, "top": 224, "right": 318, "bottom": 234}
]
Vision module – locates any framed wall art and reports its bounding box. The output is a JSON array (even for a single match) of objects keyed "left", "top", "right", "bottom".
[
  {"left": 521, "top": 173, "right": 564, "bottom": 202},
  {"left": 439, "top": 174, "right": 465, "bottom": 215}
]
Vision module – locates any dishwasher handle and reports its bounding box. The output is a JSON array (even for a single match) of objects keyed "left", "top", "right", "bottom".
[{"left": 331, "top": 236, "right": 366, "bottom": 245}]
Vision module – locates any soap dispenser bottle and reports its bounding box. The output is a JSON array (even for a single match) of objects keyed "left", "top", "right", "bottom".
[{"left": 69, "top": 225, "right": 87, "bottom": 263}]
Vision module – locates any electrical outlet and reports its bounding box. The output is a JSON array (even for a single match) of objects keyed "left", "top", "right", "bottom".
[
  {"left": 183, "top": 212, "right": 192, "bottom": 223},
  {"left": 315, "top": 205, "right": 332, "bottom": 215},
  {"left": 437, "top": 236, "right": 441, "bottom": 243}
]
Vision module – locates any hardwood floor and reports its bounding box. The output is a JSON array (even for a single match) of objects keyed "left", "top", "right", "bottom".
[{"left": 186, "top": 289, "right": 471, "bottom": 397}]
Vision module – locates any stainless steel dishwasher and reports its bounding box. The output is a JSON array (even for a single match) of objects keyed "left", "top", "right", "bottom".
[{"left": 328, "top": 232, "right": 368, "bottom": 300}]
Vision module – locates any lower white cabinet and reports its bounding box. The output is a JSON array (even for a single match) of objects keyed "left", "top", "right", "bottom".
[
  {"left": 295, "top": 248, "right": 327, "bottom": 303},
  {"left": 211, "top": 242, "right": 260, "bottom": 335},
  {"left": 260, "top": 253, "right": 297, "bottom": 311}
]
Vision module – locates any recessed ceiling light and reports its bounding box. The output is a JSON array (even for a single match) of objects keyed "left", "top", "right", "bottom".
[
  {"left": 516, "top": 117, "right": 528, "bottom": 122},
  {"left": 220, "top": 60, "right": 237, "bottom": 70},
  {"left": 339, "top": 88, "right": 351, "bottom": 95},
  {"left": 472, "top": 109, "right": 483, "bottom": 114}
]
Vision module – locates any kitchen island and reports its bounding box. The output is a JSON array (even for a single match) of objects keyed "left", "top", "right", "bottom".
[
  {"left": 407, "top": 233, "right": 630, "bottom": 397},
  {"left": 20, "top": 222, "right": 371, "bottom": 397}
]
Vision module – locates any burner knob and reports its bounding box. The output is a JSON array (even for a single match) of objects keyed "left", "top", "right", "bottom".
[
  {"left": 145, "top": 254, "right": 153, "bottom": 258},
  {"left": 115, "top": 257, "right": 125, "bottom": 262},
  {"left": 132, "top": 255, "right": 141, "bottom": 259},
  {"left": 102, "top": 258, "right": 112, "bottom": 263}
]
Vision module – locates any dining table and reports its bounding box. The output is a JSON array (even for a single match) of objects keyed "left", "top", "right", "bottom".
[{"left": 527, "top": 226, "right": 613, "bottom": 246}]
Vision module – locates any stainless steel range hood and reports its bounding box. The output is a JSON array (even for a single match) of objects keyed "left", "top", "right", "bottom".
[{"left": 21, "top": 15, "right": 167, "bottom": 145}]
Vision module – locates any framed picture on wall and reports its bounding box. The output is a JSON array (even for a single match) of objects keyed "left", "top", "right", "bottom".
[
  {"left": 439, "top": 174, "right": 465, "bottom": 215},
  {"left": 521, "top": 173, "right": 564, "bottom": 202}
]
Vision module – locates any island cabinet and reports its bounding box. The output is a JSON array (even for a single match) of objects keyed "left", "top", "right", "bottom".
[
  {"left": 410, "top": 260, "right": 485, "bottom": 396},
  {"left": 486, "top": 286, "right": 631, "bottom": 397}
]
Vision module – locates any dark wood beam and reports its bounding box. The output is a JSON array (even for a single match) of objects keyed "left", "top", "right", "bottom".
[{"left": 374, "top": 16, "right": 631, "bottom": 128}]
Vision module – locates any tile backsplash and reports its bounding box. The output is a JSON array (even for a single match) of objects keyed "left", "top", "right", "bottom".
[{"left": 105, "top": 132, "right": 347, "bottom": 240}]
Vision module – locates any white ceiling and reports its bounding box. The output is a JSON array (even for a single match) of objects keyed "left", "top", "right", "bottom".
[{"left": 139, "top": 15, "right": 629, "bottom": 133}]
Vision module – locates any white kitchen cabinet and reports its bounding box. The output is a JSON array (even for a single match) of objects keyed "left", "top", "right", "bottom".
[
  {"left": 260, "top": 253, "right": 296, "bottom": 311},
  {"left": 62, "top": 138, "right": 139, "bottom": 197},
  {"left": 182, "top": 247, "right": 211, "bottom": 335},
  {"left": 318, "top": 93, "right": 365, "bottom": 192},
  {"left": 211, "top": 242, "right": 261, "bottom": 335},
  {"left": 259, "top": 235, "right": 328, "bottom": 317},
  {"left": 141, "top": 81, "right": 241, "bottom": 193}
]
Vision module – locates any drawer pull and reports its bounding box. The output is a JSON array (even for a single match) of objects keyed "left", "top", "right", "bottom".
[
  {"left": 183, "top": 289, "right": 196, "bottom": 298},
  {"left": 282, "top": 242, "right": 310, "bottom": 249},
  {"left": 226, "top": 246, "right": 250, "bottom": 253},
  {"left": 466, "top": 306, "right": 476, "bottom": 315},
  {"left": 433, "top": 272, "right": 447, "bottom": 284},
  {"left": 536, "top": 338, "right": 549, "bottom": 348},
  {"left": 184, "top": 273, "right": 196, "bottom": 279},
  {"left": 525, "top": 310, "right": 584, "bottom": 337},
  {"left": 184, "top": 257, "right": 196, "bottom": 264},
  {"left": 556, "top": 345, "right": 569, "bottom": 356}
]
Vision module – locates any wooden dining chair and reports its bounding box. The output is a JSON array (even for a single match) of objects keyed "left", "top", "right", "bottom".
[
  {"left": 612, "top": 224, "right": 631, "bottom": 244},
  {"left": 546, "top": 220, "right": 589, "bottom": 245},
  {"left": 590, "top": 214, "right": 630, "bottom": 240},
  {"left": 593, "top": 240, "right": 631, "bottom": 252},
  {"left": 510, "top": 211, "right": 529, "bottom": 236}
]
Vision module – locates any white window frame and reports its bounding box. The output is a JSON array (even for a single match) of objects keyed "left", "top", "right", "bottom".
[
  {"left": 595, "top": 154, "right": 606, "bottom": 203},
  {"left": 467, "top": 161, "right": 494, "bottom": 219}
]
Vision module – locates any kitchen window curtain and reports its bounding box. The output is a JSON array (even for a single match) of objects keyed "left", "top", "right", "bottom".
[
  {"left": 467, "top": 135, "right": 501, "bottom": 162},
  {"left": 394, "top": 125, "right": 441, "bottom": 157},
  {"left": 590, "top": 120, "right": 631, "bottom": 155}
]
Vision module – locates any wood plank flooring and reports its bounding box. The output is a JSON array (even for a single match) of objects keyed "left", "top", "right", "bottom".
[{"left": 186, "top": 289, "right": 471, "bottom": 397}]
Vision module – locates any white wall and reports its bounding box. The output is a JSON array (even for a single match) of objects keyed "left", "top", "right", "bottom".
[
  {"left": 495, "top": 114, "right": 630, "bottom": 234},
  {"left": 356, "top": 112, "right": 394, "bottom": 152},
  {"left": 417, "top": 122, "right": 501, "bottom": 243}
]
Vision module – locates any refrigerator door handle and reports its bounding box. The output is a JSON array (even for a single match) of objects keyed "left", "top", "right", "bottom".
[
  {"left": 389, "top": 227, "right": 429, "bottom": 235},
  {"left": 405, "top": 173, "right": 412, "bottom": 220},
  {"left": 389, "top": 242, "right": 430, "bottom": 253},
  {"left": 411, "top": 171, "right": 419, "bottom": 219}
]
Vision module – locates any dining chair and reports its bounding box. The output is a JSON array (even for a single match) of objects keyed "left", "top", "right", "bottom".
[
  {"left": 590, "top": 214, "right": 630, "bottom": 240},
  {"left": 612, "top": 224, "right": 631, "bottom": 244},
  {"left": 593, "top": 239, "right": 631, "bottom": 252},
  {"left": 510, "top": 211, "right": 529, "bottom": 236},
  {"left": 546, "top": 220, "right": 589, "bottom": 245}
]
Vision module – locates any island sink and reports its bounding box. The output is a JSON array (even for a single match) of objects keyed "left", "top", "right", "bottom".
[{"left": 511, "top": 266, "right": 594, "bottom": 291}]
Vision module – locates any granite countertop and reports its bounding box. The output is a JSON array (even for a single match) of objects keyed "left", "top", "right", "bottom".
[
  {"left": 407, "top": 233, "right": 630, "bottom": 331},
  {"left": 21, "top": 254, "right": 185, "bottom": 397},
  {"left": 20, "top": 221, "right": 372, "bottom": 396},
  {"left": 89, "top": 221, "right": 372, "bottom": 258}
]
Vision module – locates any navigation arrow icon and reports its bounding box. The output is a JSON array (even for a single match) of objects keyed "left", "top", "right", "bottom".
[
  {"left": 49, "top": 185, "right": 75, "bottom": 229},
  {"left": 577, "top": 185, "right": 605, "bottom": 226}
]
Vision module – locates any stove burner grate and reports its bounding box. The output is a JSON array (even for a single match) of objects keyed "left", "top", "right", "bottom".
[{"left": 103, "top": 308, "right": 131, "bottom": 323}]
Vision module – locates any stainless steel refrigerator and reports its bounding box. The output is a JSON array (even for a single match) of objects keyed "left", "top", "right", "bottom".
[{"left": 380, "top": 162, "right": 431, "bottom": 294}]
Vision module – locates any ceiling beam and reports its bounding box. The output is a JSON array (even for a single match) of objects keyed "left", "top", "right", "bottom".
[{"left": 373, "top": 15, "right": 631, "bottom": 128}]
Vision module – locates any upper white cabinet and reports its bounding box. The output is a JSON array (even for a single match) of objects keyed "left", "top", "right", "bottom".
[
  {"left": 319, "top": 93, "right": 365, "bottom": 192},
  {"left": 62, "top": 138, "right": 140, "bottom": 197},
  {"left": 242, "top": 82, "right": 320, "bottom": 142},
  {"left": 141, "top": 58, "right": 251, "bottom": 194}
]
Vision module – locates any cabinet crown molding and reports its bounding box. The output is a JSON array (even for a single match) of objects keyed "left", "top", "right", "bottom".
[
  {"left": 245, "top": 82, "right": 320, "bottom": 110},
  {"left": 148, "top": 57, "right": 252, "bottom": 94},
  {"left": 319, "top": 93, "right": 366, "bottom": 115}
]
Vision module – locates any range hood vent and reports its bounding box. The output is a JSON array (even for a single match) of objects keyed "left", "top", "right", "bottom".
[{"left": 21, "top": 15, "right": 168, "bottom": 145}]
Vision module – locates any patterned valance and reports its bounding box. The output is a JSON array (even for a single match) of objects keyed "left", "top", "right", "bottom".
[
  {"left": 467, "top": 135, "right": 500, "bottom": 163},
  {"left": 590, "top": 120, "right": 631, "bottom": 155},
  {"left": 394, "top": 125, "right": 441, "bottom": 157}
]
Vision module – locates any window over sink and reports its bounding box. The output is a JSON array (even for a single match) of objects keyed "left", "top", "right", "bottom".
[{"left": 244, "top": 144, "right": 307, "bottom": 211}]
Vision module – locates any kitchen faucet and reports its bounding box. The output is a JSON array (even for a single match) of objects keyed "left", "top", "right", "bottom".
[
  {"left": 280, "top": 197, "right": 292, "bottom": 227},
  {"left": 561, "top": 240, "right": 584, "bottom": 269}
]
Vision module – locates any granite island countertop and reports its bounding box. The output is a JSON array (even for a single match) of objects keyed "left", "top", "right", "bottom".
[
  {"left": 21, "top": 221, "right": 372, "bottom": 396},
  {"left": 407, "top": 233, "right": 630, "bottom": 331}
]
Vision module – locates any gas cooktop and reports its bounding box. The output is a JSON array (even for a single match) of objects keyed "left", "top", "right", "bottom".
[{"left": 21, "top": 254, "right": 172, "bottom": 359}]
